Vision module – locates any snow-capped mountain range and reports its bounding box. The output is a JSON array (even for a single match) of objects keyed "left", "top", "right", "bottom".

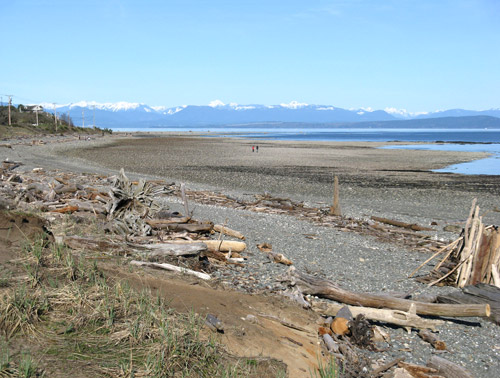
[{"left": 35, "top": 100, "right": 500, "bottom": 128}]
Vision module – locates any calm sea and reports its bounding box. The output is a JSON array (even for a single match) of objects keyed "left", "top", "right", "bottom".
[{"left": 114, "top": 126, "right": 500, "bottom": 175}]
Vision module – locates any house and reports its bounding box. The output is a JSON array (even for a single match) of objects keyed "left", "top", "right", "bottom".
[{"left": 18, "top": 105, "right": 44, "bottom": 113}]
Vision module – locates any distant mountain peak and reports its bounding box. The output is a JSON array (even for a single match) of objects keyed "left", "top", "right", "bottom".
[
  {"left": 384, "top": 107, "right": 430, "bottom": 118},
  {"left": 279, "top": 100, "right": 309, "bottom": 109},
  {"left": 208, "top": 100, "right": 226, "bottom": 108},
  {"left": 38, "top": 101, "right": 145, "bottom": 112},
  {"left": 27, "top": 99, "right": 500, "bottom": 128}
]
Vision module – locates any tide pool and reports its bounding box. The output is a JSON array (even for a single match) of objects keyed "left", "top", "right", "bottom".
[{"left": 381, "top": 144, "right": 500, "bottom": 175}]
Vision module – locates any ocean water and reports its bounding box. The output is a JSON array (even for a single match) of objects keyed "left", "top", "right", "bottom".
[
  {"left": 212, "top": 128, "right": 500, "bottom": 143},
  {"left": 114, "top": 126, "right": 500, "bottom": 175},
  {"left": 381, "top": 144, "right": 500, "bottom": 175},
  {"left": 115, "top": 126, "right": 500, "bottom": 143}
]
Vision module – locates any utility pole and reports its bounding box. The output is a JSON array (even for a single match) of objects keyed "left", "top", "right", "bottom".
[
  {"left": 53, "top": 103, "right": 57, "bottom": 131},
  {"left": 82, "top": 108, "right": 85, "bottom": 128},
  {"left": 67, "top": 107, "right": 71, "bottom": 127},
  {"left": 93, "top": 104, "right": 95, "bottom": 128},
  {"left": 8, "top": 95, "right": 12, "bottom": 126},
  {"left": 35, "top": 106, "right": 39, "bottom": 126}
]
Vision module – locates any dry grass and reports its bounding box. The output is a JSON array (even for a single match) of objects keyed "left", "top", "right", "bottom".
[{"left": 0, "top": 232, "right": 286, "bottom": 377}]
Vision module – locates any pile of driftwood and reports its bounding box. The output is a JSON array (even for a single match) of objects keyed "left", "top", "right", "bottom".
[
  {"left": 282, "top": 267, "right": 484, "bottom": 377},
  {"left": 0, "top": 163, "right": 252, "bottom": 279},
  {"left": 412, "top": 199, "right": 500, "bottom": 288},
  {"left": 0, "top": 157, "right": 461, "bottom": 258}
]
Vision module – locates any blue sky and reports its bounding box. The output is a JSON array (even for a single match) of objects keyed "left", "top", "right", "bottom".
[{"left": 1, "top": 0, "right": 499, "bottom": 112}]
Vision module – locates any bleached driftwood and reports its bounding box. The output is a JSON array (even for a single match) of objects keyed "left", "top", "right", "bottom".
[
  {"left": 129, "top": 242, "right": 207, "bottom": 257},
  {"left": 213, "top": 224, "right": 245, "bottom": 240},
  {"left": 312, "top": 301, "right": 444, "bottom": 331},
  {"left": 421, "top": 200, "right": 500, "bottom": 288},
  {"left": 176, "top": 239, "right": 246, "bottom": 252},
  {"left": 64, "top": 235, "right": 123, "bottom": 252},
  {"left": 204, "top": 240, "right": 246, "bottom": 252},
  {"left": 130, "top": 260, "right": 211, "bottom": 280},
  {"left": 322, "top": 333, "right": 339, "bottom": 353},
  {"left": 492, "top": 264, "right": 500, "bottom": 288}
]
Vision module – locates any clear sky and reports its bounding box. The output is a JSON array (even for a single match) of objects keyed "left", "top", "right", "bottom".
[{"left": 1, "top": 0, "right": 498, "bottom": 112}]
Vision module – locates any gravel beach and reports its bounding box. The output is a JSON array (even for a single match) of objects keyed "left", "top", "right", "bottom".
[{"left": 3, "top": 133, "right": 500, "bottom": 376}]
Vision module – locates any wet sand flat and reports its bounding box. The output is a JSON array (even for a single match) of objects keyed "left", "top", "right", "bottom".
[{"left": 56, "top": 134, "right": 500, "bottom": 227}]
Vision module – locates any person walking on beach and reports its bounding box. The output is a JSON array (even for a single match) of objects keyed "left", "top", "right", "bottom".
[
  {"left": 252, "top": 145, "right": 255, "bottom": 152},
  {"left": 256, "top": 145, "right": 259, "bottom": 153}
]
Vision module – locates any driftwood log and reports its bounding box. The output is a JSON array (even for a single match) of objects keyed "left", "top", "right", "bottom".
[
  {"left": 312, "top": 301, "right": 444, "bottom": 331},
  {"left": 129, "top": 242, "right": 207, "bottom": 257},
  {"left": 437, "top": 283, "right": 500, "bottom": 324},
  {"left": 151, "top": 222, "right": 213, "bottom": 233},
  {"left": 322, "top": 333, "right": 339, "bottom": 353},
  {"left": 418, "top": 329, "right": 446, "bottom": 350},
  {"left": 397, "top": 362, "right": 439, "bottom": 377},
  {"left": 213, "top": 224, "right": 245, "bottom": 240},
  {"left": 63, "top": 235, "right": 123, "bottom": 252},
  {"left": 177, "top": 240, "right": 246, "bottom": 252},
  {"left": 331, "top": 306, "right": 351, "bottom": 336},
  {"left": 288, "top": 268, "right": 490, "bottom": 317},
  {"left": 371, "top": 357, "right": 405, "bottom": 377},
  {"left": 130, "top": 260, "right": 211, "bottom": 280},
  {"left": 371, "top": 216, "right": 434, "bottom": 231},
  {"left": 426, "top": 356, "right": 473, "bottom": 378},
  {"left": 146, "top": 217, "right": 191, "bottom": 227}
]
